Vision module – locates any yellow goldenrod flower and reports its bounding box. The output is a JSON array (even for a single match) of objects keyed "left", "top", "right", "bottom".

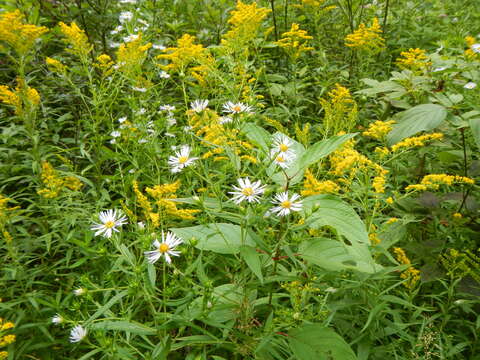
[
  {"left": 301, "top": 169, "right": 340, "bottom": 196},
  {"left": 116, "top": 33, "right": 151, "bottom": 76},
  {"left": 396, "top": 48, "right": 431, "bottom": 72},
  {"left": 275, "top": 23, "right": 314, "bottom": 60},
  {"left": 386, "top": 196, "right": 394, "bottom": 204},
  {"left": 394, "top": 247, "right": 420, "bottom": 289},
  {"left": 0, "top": 85, "right": 22, "bottom": 115},
  {"left": 221, "top": 1, "right": 271, "bottom": 50},
  {"left": 0, "top": 10, "right": 48, "bottom": 55},
  {"left": 452, "top": 212, "right": 462, "bottom": 219},
  {"left": 0, "top": 77, "right": 40, "bottom": 115},
  {"left": 0, "top": 334, "right": 15, "bottom": 347},
  {"left": 0, "top": 194, "right": 20, "bottom": 221},
  {"left": 363, "top": 120, "right": 396, "bottom": 140},
  {"left": 386, "top": 217, "right": 398, "bottom": 224},
  {"left": 405, "top": 174, "right": 475, "bottom": 192},
  {"left": 464, "top": 36, "right": 479, "bottom": 59},
  {"left": 94, "top": 54, "right": 114, "bottom": 76},
  {"left": 158, "top": 34, "right": 206, "bottom": 73},
  {"left": 345, "top": 17, "right": 384, "bottom": 53},
  {"left": 320, "top": 84, "right": 357, "bottom": 136},
  {"left": 0, "top": 351, "right": 7, "bottom": 359},
  {"left": 58, "top": 22, "right": 92, "bottom": 59},
  {"left": 37, "top": 161, "right": 83, "bottom": 198},
  {"left": 391, "top": 133, "right": 443, "bottom": 152},
  {"left": 45, "top": 57, "right": 67, "bottom": 73}
]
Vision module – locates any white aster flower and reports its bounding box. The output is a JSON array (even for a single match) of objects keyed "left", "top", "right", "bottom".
[
  {"left": 159, "top": 104, "right": 175, "bottom": 112},
  {"left": 138, "top": 138, "right": 148, "bottom": 144},
  {"left": 144, "top": 231, "right": 183, "bottom": 264},
  {"left": 152, "top": 44, "right": 166, "bottom": 51},
  {"left": 271, "top": 149, "right": 296, "bottom": 169},
  {"left": 464, "top": 82, "right": 477, "bottom": 89},
  {"left": 109, "top": 42, "right": 121, "bottom": 48},
  {"left": 132, "top": 86, "right": 147, "bottom": 92},
  {"left": 110, "top": 139, "right": 117, "bottom": 144},
  {"left": 90, "top": 209, "right": 128, "bottom": 238},
  {"left": 229, "top": 177, "right": 266, "bottom": 204},
  {"left": 272, "top": 134, "right": 294, "bottom": 154},
  {"left": 159, "top": 71, "right": 170, "bottom": 78},
  {"left": 270, "top": 192, "right": 303, "bottom": 217},
  {"left": 52, "top": 314, "right": 63, "bottom": 324},
  {"left": 119, "top": 0, "right": 137, "bottom": 3},
  {"left": 433, "top": 66, "right": 446, "bottom": 72},
  {"left": 165, "top": 132, "right": 175, "bottom": 137},
  {"left": 69, "top": 325, "right": 87, "bottom": 343},
  {"left": 218, "top": 116, "right": 233, "bottom": 124},
  {"left": 118, "top": 116, "right": 127, "bottom": 123},
  {"left": 136, "top": 108, "right": 147, "bottom": 115},
  {"left": 110, "top": 130, "right": 121, "bottom": 138},
  {"left": 119, "top": 11, "right": 133, "bottom": 23},
  {"left": 471, "top": 44, "right": 480, "bottom": 53},
  {"left": 123, "top": 34, "right": 139, "bottom": 43},
  {"left": 168, "top": 145, "right": 198, "bottom": 173},
  {"left": 73, "top": 287, "right": 86, "bottom": 296},
  {"left": 190, "top": 99, "right": 209, "bottom": 113},
  {"left": 222, "top": 101, "right": 253, "bottom": 114},
  {"left": 167, "top": 117, "right": 177, "bottom": 126}
]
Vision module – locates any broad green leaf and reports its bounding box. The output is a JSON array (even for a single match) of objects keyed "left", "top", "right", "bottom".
[
  {"left": 171, "top": 223, "right": 255, "bottom": 254},
  {"left": 470, "top": 118, "right": 480, "bottom": 150},
  {"left": 387, "top": 104, "right": 447, "bottom": 145},
  {"left": 301, "top": 195, "right": 380, "bottom": 273},
  {"left": 289, "top": 324, "right": 357, "bottom": 360},
  {"left": 242, "top": 123, "right": 271, "bottom": 151},
  {"left": 90, "top": 320, "right": 156, "bottom": 335},
  {"left": 299, "top": 133, "right": 357, "bottom": 169},
  {"left": 240, "top": 245, "right": 264, "bottom": 283},
  {"left": 299, "top": 238, "right": 376, "bottom": 273}
]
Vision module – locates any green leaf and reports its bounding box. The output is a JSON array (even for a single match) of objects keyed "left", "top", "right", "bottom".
[
  {"left": 171, "top": 223, "right": 255, "bottom": 254},
  {"left": 301, "top": 195, "right": 380, "bottom": 273},
  {"left": 240, "top": 245, "right": 264, "bottom": 283},
  {"left": 469, "top": 118, "right": 480, "bottom": 150},
  {"left": 387, "top": 104, "right": 447, "bottom": 145},
  {"left": 90, "top": 320, "right": 156, "bottom": 335},
  {"left": 289, "top": 324, "right": 357, "bottom": 360},
  {"left": 86, "top": 291, "right": 128, "bottom": 324},
  {"left": 299, "top": 133, "right": 357, "bottom": 169},
  {"left": 242, "top": 123, "right": 271, "bottom": 151}
]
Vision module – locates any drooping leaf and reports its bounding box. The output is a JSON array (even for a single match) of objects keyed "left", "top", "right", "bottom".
[
  {"left": 240, "top": 245, "right": 264, "bottom": 283},
  {"left": 299, "top": 133, "right": 357, "bottom": 169},
  {"left": 289, "top": 324, "right": 357, "bottom": 360},
  {"left": 387, "top": 104, "right": 447, "bottom": 145},
  {"left": 90, "top": 320, "right": 156, "bottom": 335},
  {"left": 171, "top": 223, "right": 255, "bottom": 254}
]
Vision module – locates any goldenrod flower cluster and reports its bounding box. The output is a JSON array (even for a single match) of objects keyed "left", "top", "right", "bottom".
[
  {"left": 0, "top": 10, "right": 48, "bottom": 55},
  {"left": 440, "top": 249, "right": 480, "bottom": 283},
  {"left": 329, "top": 140, "right": 388, "bottom": 193},
  {"left": 294, "top": 0, "right": 336, "bottom": 12},
  {"left": 301, "top": 169, "right": 340, "bottom": 196},
  {"left": 464, "top": 36, "right": 479, "bottom": 60},
  {"left": 396, "top": 48, "right": 431, "bottom": 72},
  {"left": 391, "top": 133, "right": 443, "bottom": 152},
  {"left": 405, "top": 174, "right": 475, "bottom": 192},
  {"left": 320, "top": 84, "right": 357, "bottom": 136},
  {"left": 37, "top": 161, "right": 83, "bottom": 199},
  {"left": 394, "top": 247, "right": 420, "bottom": 289},
  {"left": 275, "top": 23, "right": 314, "bottom": 60},
  {"left": 188, "top": 109, "right": 256, "bottom": 162},
  {"left": 221, "top": 1, "right": 271, "bottom": 50},
  {"left": 94, "top": 54, "right": 114, "bottom": 76},
  {"left": 363, "top": 120, "right": 396, "bottom": 140},
  {"left": 0, "top": 194, "right": 19, "bottom": 222},
  {"left": 45, "top": 57, "right": 67, "bottom": 74},
  {"left": 344, "top": 17, "right": 384, "bottom": 53},
  {"left": 386, "top": 217, "right": 399, "bottom": 225},
  {"left": 58, "top": 22, "right": 92, "bottom": 59},
  {"left": 133, "top": 181, "right": 200, "bottom": 228},
  {"left": 0, "top": 77, "right": 40, "bottom": 115},
  {"left": 0, "top": 317, "right": 15, "bottom": 359},
  {"left": 116, "top": 33, "right": 152, "bottom": 76}
]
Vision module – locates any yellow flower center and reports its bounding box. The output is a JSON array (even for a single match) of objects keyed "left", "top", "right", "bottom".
[
  {"left": 178, "top": 156, "right": 189, "bottom": 164},
  {"left": 159, "top": 243, "right": 170, "bottom": 253},
  {"left": 242, "top": 187, "right": 254, "bottom": 196},
  {"left": 276, "top": 156, "right": 285, "bottom": 163},
  {"left": 279, "top": 144, "right": 289, "bottom": 152},
  {"left": 233, "top": 105, "right": 242, "bottom": 112},
  {"left": 104, "top": 221, "right": 115, "bottom": 228},
  {"left": 281, "top": 200, "right": 292, "bottom": 209}
]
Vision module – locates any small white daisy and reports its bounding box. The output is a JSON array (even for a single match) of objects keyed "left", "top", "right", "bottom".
[
  {"left": 272, "top": 134, "right": 294, "bottom": 154},
  {"left": 144, "top": 231, "right": 183, "bottom": 264},
  {"left": 52, "top": 314, "right": 63, "bottom": 324},
  {"left": 70, "top": 325, "right": 87, "bottom": 343},
  {"left": 119, "top": 0, "right": 137, "bottom": 4},
  {"left": 471, "top": 44, "right": 480, "bottom": 53},
  {"left": 229, "top": 177, "right": 266, "bottom": 204},
  {"left": 167, "top": 117, "right": 177, "bottom": 126},
  {"left": 168, "top": 145, "right": 198, "bottom": 173},
  {"left": 137, "top": 221, "right": 145, "bottom": 229},
  {"left": 109, "top": 138, "right": 117, "bottom": 144},
  {"left": 138, "top": 138, "right": 148, "bottom": 144},
  {"left": 119, "top": 11, "right": 133, "bottom": 23},
  {"left": 132, "top": 86, "right": 147, "bottom": 92},
  {"left": 123, "top": 34, "right": 139, "bottom": 43},
  {"left": 270, "top": 192, "right": 303, "bottom": 217},
  {"left": 109, "top": 42, "right": 121, "bottom": 48},
  {"left": 222, "top": 101, "right": 253, "bottom": 114},
  {"left": 90, "top": 209, "right": 128, "bottom": 238},
  {"left": 73, "top": 287, "right": 86, "bottom": 296},
  {"left": 111, "top": 130, "right": 121, "bottom": 138},
  {"left": 190, "top": 99, "right": 209, "bottom": 113},
  {"left": 118, "top": 116, "right": 127, "bottom": 123},
  {"left": 152, "top": 44, "right": 166, "bottom": 51},
  {"left": 159, "top": 71, "right": 170, "bottom": 78},
  {"left": 165, "top": 132, "right": 176, "bottom": 137},
  {"left": 464, "top": 82, "right": 477, "bottom": 89},
  {"left": 218, "top": 116, "right": 233, "bottom": 124},
  {"left": 271, "top": 149, "right": 296, "bottom": 169},
  {"left": 110, "top": 25, "right": 123, "bottom": 35},
  {"left": 160, "top": 104, "right": 175, "bottom": 112},
  {"left": 136, "top": 108, "right": 147, "bottom": 115}
]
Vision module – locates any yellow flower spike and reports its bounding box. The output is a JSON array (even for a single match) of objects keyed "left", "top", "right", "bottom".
[
  {"left": 320, "top": 84, "right": 357, "bottom": 136},
  {"left": 45, "top": 57, "right": 67, "bottom": 73},
  {"left": 345, "top": 17, "right": 384, "bottom": 53},
  {"left": 275, "top": 23, "right": 314, "bottom": 60},
  {"left": 301, "top": 169, "right": 340, "bottom": 196},
  {"left": 37, "top": 161, "right": 83, "bottom": 198},
  {"left": 464, "top": 36, "right": 479, "bottom": 59},
  {"left": 116, "top": 33, "right": 151, "bottom": 75},
  {"left": 58, "top": 22, "right": 92, "bottom": 59},
  {"left": 405, "top": 174, "right": 475, "bottom": 192},
  {"left": 391, "top": 133, "right": 443, "bottom": 152},
  {"left": 396, "top": 48, "right": 431, "bottom": 72},
  {"left": 393, "top": 247, "right": 420, "bottom": 289},
  {"left": 363, "top": 120, "right": 396, "bottom": 140},
  {"left": 0, "top": 10, "right": 48, "bottom": 55}
]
